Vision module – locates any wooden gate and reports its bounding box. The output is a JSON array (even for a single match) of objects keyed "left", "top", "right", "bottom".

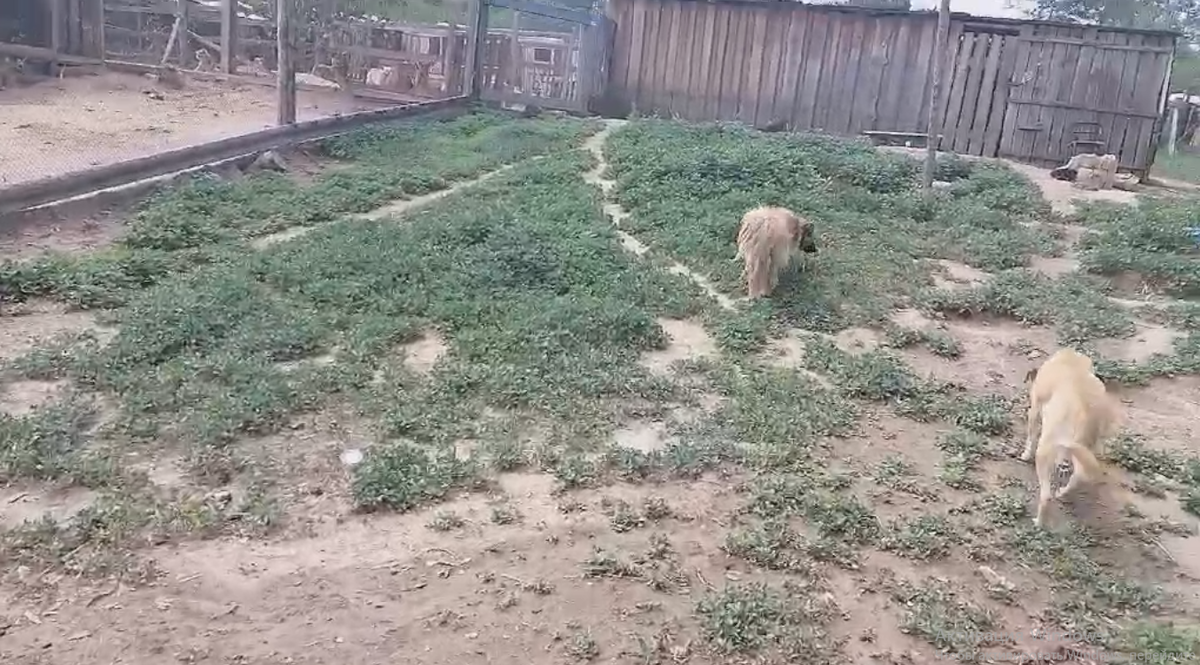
[
  {"left": 478, "top": 0, "right": 614, "bottom": 114},
  {"left": 996, "top": 24, "right": 1174, "bottom": 174},
  {"left": 936, "top": 23, "right": 1018, "bottom": 158}
]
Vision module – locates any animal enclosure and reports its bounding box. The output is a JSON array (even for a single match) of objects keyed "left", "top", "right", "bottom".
[{"left": 605, "top": 0, "right": 1176, "bottom": 174}]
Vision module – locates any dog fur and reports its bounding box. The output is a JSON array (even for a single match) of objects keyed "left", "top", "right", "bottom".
[
  {"left": 1021, "top": 348, "right": 1120, "bottom": 527},
  {"left": 734, "top": 206, "right": 817, "bottom": 299}
]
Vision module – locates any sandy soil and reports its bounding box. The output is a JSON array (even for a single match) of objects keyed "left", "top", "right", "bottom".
[
  {"left": 2, "top": 123, "right": 1200, "bottom": 665},
  {"left": 0, "top": 70, "right": 378, "bottom": 188}
]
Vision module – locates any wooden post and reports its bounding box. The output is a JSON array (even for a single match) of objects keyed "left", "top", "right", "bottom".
[
  {"left": 221, "top": 0, "right": 239, "bottom": 73},
  {"left": 178, "top": 0, "right": 191, "bottom": 67},
  {"left": 277, "top": 0, "right": 297, "bottom": 124},
  {"left": 50, "top": 0, "right": 64, "bottom": 70},
  {"left": 509, "top": 9, "right": 521, "bottom": 94},
  {"left": 463, "top": 0, "right": 490, "bottom": 100},
  {"left": 1169, "top": 102, "right": 1180, "bottom": 156},
  {"left": 923, "top": 0, "right": 951, "bottom": 190}
]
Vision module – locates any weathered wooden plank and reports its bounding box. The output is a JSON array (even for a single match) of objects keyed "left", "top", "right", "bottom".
[
  {"left": 813, "top": 12, "right": 846, "bottom": 131},
  {"left": 932, "top": 20, "right": 963, "bottom": 149},
  {"left": 681, "top": 1, "right": 708, "bottom": 120},
  {"left": 907, "top": 17, "right": 938, "bottom": 132},
  {"left": 980, "top": 33, "right": 1015, "bottom": 157},
  {"left": 1129, "top": 36, "right": 1168, "bottom": 170},
  {"left": 706, "top": 5, "right": 731, "bottom": 119},
  {"left": 745, "top": 8, "right": 769, "bottom": 126},
  {"left": 662, "top": 1, "right": 687, "bottom": 116},
  {"left": 757, "top": 4, "right": 787, "bottom": 127},
  {"left": 998, "top": 24, "right": 1035, "bottom": 160},
  {"left": 779, "top": 6, "right": 803, "bottom": 128},
  {"left": 624, "top": 0, "right": 647, "bottom": 112},
  {"left": 837, "top": 15, "right": 870, "bottom": 136},
  {"left": 956, "top": 31, "right": 989, "bottom": 153},
  {"left": 691, "top": 1, "right": 717, "bottom": 121},
  {"left": 967, "top": 34, "right": 1001, "bottom": 155},
  {"left": 860, "top": 17, "right": 894, "bottom": 134},
  {"left": 720, "top": 6, "right": 748, "bottom": 120},
  {"left": 795, "top": 10, "right": 828, "bottom": 131},
  {"left": 643, "top": 0, "right": 665, "bottom": 114},
  {"left": 940, "top": 30, "right": 972, "bottom": 153},
  {"left": 1030, "top": 26, "right": 1067, "bottom": 163},
  {"left": 875, "top": 16, "right": 909, "bottom": 132}
]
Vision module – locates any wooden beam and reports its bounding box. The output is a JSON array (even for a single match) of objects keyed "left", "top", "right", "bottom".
[
  {"left": 221, "top": 0, "right": 238, "bottom": 73},
  {"left": 278, "top": 0, "right": 297, "bottom": 125},
  {"left": 924, "top": 0, "right": 951, "bottom": 190},
  {"left": 0, "top": 42, "right": 103, "bottom": 65}
]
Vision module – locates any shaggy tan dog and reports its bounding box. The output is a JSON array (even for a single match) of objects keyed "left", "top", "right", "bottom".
[
  {"left": 734, "top": 206, "right": 817, "bottom": 299},
  {"left": 1021, "top": 348, "right": 1120, "bottom": 527}
]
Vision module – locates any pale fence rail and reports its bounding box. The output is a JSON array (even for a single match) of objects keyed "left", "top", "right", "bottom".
[{"left": 605, "top": 0, "right": 1176, "bottom": 174}]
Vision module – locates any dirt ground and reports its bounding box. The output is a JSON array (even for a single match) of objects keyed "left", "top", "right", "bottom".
[
  {"left": 0, "top": 70, "right": 380, "bottom": 188},
  {"left": 2, "top": 122, "right": 1200, "bottom": 664}
]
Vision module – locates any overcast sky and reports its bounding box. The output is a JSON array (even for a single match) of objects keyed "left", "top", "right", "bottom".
[{"left": 908, "top": 0, "right": 1034, "bottom": 18}]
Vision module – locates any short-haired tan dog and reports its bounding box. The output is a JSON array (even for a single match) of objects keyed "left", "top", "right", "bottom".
[
  {"left": 734, "top": 206, "right": 817, "bottom": 300},
  {"left": 1021, "top": 348, "right": 1120, "bottom": 527}
]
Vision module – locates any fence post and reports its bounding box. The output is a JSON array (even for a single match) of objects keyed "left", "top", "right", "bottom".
[
  {"left": 924, "top": 0, "right": 951, "bottom": 189},
  {"left": 178, "top": 0, "right": 191, "bottom": 67},
  {"left": 278, "top": 0, "right": 297, "bottom": 125},
  {"left": 221, "top": 0, "right": 239, "bottom": 73},
  {"left": 464, "top": 0, "right": 490, "bottom": 100}
]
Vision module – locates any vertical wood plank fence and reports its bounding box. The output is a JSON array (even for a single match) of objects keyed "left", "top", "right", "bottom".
[{"left": 605, "top": 0, "right": 1176, "bottom": 174}]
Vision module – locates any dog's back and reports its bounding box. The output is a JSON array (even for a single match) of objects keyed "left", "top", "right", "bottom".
[{"left": 1030, "top": 349, "right": 1114, "bottom": 437}]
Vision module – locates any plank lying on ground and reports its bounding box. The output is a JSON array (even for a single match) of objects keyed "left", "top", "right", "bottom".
[
  {"left": 0, "top": 43, "right": 103, "bottom": 65},
  {"left": 0, "top": 96, "right": 468, "bottom": 216}
]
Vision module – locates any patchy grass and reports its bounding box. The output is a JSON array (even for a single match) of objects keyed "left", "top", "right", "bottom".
[
  {"left": 1076, "top": 198, "right": 1200, "bottom": 298},
  {"left": 4, "top": 114, "right": 1199, "bottom": 662},
  {"left": 604, "top": 120, "right": 1054, "bottom": 333}
]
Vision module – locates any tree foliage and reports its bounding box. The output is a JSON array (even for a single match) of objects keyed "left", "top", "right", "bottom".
[{"left": 1031, "top": 0, "right": 1200, "bottom": 40}]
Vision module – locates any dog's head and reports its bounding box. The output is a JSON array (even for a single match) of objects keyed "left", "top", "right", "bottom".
[{"left": 793, "top": 217, "right": 818, "bottom": 254}]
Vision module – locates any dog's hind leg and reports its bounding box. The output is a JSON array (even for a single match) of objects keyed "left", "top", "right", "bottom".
[
  {"left": 1021, "top": 395, "right": 1042, "bottom": 463},
  {"left": 1033, "top": 440, "right": 1058, "bottom": 527}
]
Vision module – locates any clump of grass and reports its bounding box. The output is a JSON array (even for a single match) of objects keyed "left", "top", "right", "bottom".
[
  {"left": 1076, "top": 198, "right": 1200, "bottom": 298},
  {"left": 880, "top": 514, "right": 963, "bottom": 560},
  {"left": 351, "top": 443, "right": 479, "bottom": 512},
  {"left": 921, "top": 270, "right": 1135, "bottom": 344},
  {"left": 0, "top": 393, "right": 108, "bottom": 485},
  {"left": 696, "top": 582, "right": 840, "bottom": 663},
  {"left": 891, "top": 577, "right": 1005, "bottom": 661},
  {"left": 883, "top": 324, "right": 963, "bottom": 359},
  {"left": 936, "top": 429, "right": 991, "bottom": 491},
  {"left": 426, "top": 510, "right": 466, "bottom": 531},
  {"left": 724, "top": 520, "right": 815, "bottom": 573},
  {"left": 873, "top": 454, "right": 941, "bottom": 501},
  {"left": 1122, "top": 621, "right": 1200, "bottom": 663},
  {"left": 748, "top": 474, "right": 881, "bottom": 546}
]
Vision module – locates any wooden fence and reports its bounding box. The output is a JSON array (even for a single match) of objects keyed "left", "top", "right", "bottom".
[{"left": 605, "top": 0, "right": 1176, "bottom": 173}]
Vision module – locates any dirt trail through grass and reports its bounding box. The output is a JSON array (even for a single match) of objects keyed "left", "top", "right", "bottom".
[{"left": 583, "top": 120, "right": 737, "bottom": 312}]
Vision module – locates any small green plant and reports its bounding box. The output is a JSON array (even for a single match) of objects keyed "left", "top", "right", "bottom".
[{"left": 426, "top": 510, "right": 466, "bottom": 531}]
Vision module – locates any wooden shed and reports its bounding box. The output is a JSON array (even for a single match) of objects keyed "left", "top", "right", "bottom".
[{"left": 605, "top": 0, "right": 1178, "bottom": 175}]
